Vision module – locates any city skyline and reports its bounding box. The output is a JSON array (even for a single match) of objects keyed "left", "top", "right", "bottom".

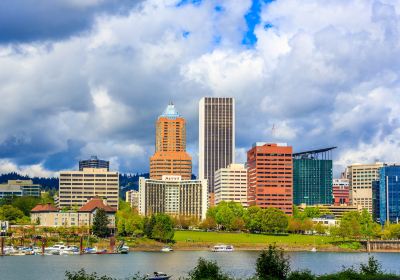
[{"left": 1, "top": 1, "right": 400, "bottom": 178}]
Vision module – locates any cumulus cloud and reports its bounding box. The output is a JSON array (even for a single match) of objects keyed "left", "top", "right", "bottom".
[{"left": 1, "top": 0, "right": 400, "bottom": 177}]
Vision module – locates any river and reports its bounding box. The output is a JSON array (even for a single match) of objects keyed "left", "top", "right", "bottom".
[{"left": 1, "top": 251, "right": 400, "bottom": 279}]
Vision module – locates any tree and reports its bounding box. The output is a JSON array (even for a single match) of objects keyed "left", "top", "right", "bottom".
[
  {"left": 359, "top": 209, "right": 374, "bottom": 240},
  {"left": 188, "top": 258, "right": 232, "bottom": 280},
  {"left": 12, "top": 196, "right": 41, "bottom": 216},
  {"left": 209, "top": 201, "right": 245, "bottom": 231},
  {"left": 92, "top": 209, "right": 110, "bottom": 238},
  {"left": 243, "top": 206, "right": 263, "bottom": 232},
  {"left": 360, "top": 256, "right": 383, "bottom": 275},
  {"left": 144, "top": 215, "right": 156, "bottom": 238},
  {"left": 151, "top": 214, "right": 174, "bottom": 242},
  {"left": 339, "top": 211, "right": 362, "bottom": 240},
  {"left": 199, "top": 217, "right": 217, "bottom": 230},
  {"left": 0, "top": 205, "right": 24, "bottom": 224},
  {"left": 261, "top": 208, "right": 288, "bottom": 234},
  {"left": 256, "top": 245, "right": 290, "bottom": 280}
]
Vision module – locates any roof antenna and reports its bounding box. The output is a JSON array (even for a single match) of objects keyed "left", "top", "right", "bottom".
[{"left": 169, "top": 100, "right": 173, "bottom": 106}]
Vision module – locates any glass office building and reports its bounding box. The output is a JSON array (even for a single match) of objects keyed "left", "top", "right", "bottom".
[
  {"left": 293, "top": 147, "right": 335, "bottom": 205},
  {"left": 377, "top": 165, "right": 400, "bottom": 224}
]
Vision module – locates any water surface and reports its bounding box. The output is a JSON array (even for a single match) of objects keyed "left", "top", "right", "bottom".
[{"left": 1, "top": 251, "right": 400, "bottom": 279}]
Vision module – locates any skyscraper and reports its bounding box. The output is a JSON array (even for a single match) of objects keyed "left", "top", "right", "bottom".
[
  {"left": 79, "top": 155, "right": 109, "bottom": 171},
  {"left": 348, "top": 162, "right": 385, "bottom": 214},
  {"left": 150, "top": 103, "right": 192, "bottom": 180},
  {"left": 373, "top": 165, "right": 400, "bottom": 224},
  {"left": 293, "top": 147, "right": 335, "bottom": 206},
  {"left": 199, "top": 97, "right": 235, "bottom": 193},
  {"left": 247, "top": 143, "right": 293, "bottom": 215}
]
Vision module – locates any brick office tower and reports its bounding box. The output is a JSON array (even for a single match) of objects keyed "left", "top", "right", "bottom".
[
  {"left": 150, "top": 103, "right": 192, "bottom": 180},
  {"left": 247, "top": 143, "right": 293, "bottom": 215}
]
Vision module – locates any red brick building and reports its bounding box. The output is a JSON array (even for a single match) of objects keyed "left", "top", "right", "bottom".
[
  {"left": 332, "top": 178, "right": 350, "bottom": 205},
  {"left": 247, "top": 143, "right": 293, "bottom": 215}
]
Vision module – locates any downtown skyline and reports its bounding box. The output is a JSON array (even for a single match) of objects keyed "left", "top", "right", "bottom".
[{"left": 1, "top": 0, "right": 400, "bottom": 178}]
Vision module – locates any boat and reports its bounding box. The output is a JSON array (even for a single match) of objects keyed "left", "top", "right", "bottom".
[
  {"left": 161, "top": 246, "right": 173, "bottom": 252},
  {"left": 147, "top": 272, "right": 171, "bottom": 280},
  {"left": 212, "top": 244, "right": 234, "bottom": 252},
  {"left": 84, "top": 247, "right": 98, "bottom": 254},
  {"left": 118, "top": 245, "right": 129, "bottom": 254},
  {"left": 311, "top": 247, "right": 317, "bottom": 252},
  {"left": 45, "top": 243, "right": 66, "bottom": 255}
]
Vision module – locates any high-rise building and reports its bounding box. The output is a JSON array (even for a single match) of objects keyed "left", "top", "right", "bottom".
[
  {"left": 247, "top": 143, "right": 293, "bottom": 215},
  {"left": 126, "top": 190, "right": 139, "bottom": 208},
  {"left": 58, "top": 168, "right": 119, "bottom": 209},
  {"left": 0, "top": 180, "right": 41, "bottom": 198},
  {"left": 374, "top": 165, "right": 400, "bottom": 224},
  {"left": 333, "top": 178, "right": 350, "bottom": 205},
  {"left": 79, "top": 156, "right": 109, "bottom": 171},
  {"left": 293, "top": 147, "right": 335, "bottom": 206},
  {"left": 214, "top": 163, "right": 248, "bottom": 207},
  {"left": 199, "top": 97, "right": 235, "bottom": 193},
  {"left": 138, "top": 175, "right": 207, "bottom": 220},
  {"left": 150, "top": 103, "right": 192, "bottom": 180},
  {"left": 348, "top": 162, "right": 385, "bottom": 214}
]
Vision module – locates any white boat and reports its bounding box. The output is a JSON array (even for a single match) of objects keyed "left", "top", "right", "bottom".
[
  {"left": 212, "top": 245, "right": 234, "bottom": 252},
  {"left": 161, "top": 246, "right": 173, "bottom": 252},
  {"left": 118, "top": 245, "right": 129, "bottom": 254},
  {"left": 45, "top": 243, "right": 67, "bottom": 255},
  {"left": 4, "top": 246, "right": 16, "bottom": 255},
  {"left": 311, "top": 247, "right": 317, "bottom": 252}
]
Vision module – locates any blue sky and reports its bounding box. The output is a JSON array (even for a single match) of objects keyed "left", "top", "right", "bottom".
[{"left": 1, "top": 0, "right": 400, "bottom": 177}]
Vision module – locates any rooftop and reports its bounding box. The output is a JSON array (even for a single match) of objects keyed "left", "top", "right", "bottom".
[
  {"left": 160, "top": 102, "right": 181, "bottom": 119},
  {"left": 78, "top": 197, "right": 117, "bottom": 213},
  {"left": 31, "top": 203, "right": 59, "bottom": 213}
]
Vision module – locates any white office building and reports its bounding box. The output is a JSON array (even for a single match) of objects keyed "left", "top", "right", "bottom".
[{"left": 214, "top": 163, "right": 248, "bottom": 207}]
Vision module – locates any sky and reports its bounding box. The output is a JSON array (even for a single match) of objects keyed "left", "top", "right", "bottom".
[{"left": 1, "top": 0, "right": 400, "bottom": 178}]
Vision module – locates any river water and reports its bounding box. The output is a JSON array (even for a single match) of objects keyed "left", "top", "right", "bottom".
[{"left": 1, "top": 251, "right": 400, "bottom": 279}]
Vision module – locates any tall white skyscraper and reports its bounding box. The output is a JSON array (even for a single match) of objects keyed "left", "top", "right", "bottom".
[{"left": 199, "top": 97, "right": 235, "bottom": 193}]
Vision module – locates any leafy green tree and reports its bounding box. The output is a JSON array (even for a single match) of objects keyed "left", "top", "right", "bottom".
[
  {"left": 359, "top": 209, "right": 375, "bottom": 240},
  {"left": 287, "top": 270, "right": 315, "bottom": 280},
  {"left": 243, "top": 206, "right": 263, "bottom": 232},
  {"left": 12, "top": 196, "right": 41, "bottom": 216},
  {"left": 116, "top": 200, "right": 143, "bottom": 236},
  {"left": 65, "top": 269, "right": 115, "bottom": 280},
  {"left": 208, "top": 201, "right": 244, "bottom": 231},
  {"left": 339, "top": 211, "right": 362, "bottom": 240},
  {"left": 92, "top": 209, "right": 110, "bottom": 238},
  {"left": 151, "top": 213, "right": 174, "bottom": 242},
  {"left": 199, "top": 217, "right": 217, "bottom": 230},
  {"left": 144, "top": 215, "right": 156, "bottom": 237},
  {"left": 256, "top": 245, "right": 290, "bottom": 280},
  {"left": 0, "top": 205, "right": 24, "bottom": 224},
  {"left": 261, "top": 208, "right": 288, "bottom": 233},
  {"left": 188, "top": 258, "right": 232, "bottom": 280}
]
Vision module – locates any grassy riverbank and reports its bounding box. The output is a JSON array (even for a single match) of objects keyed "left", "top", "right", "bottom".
[{"left": 128, "top": 231, "right": 353, "bottom": 251}]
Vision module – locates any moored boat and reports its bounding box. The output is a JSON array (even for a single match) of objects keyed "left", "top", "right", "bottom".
[
  {"left": 160, "top": 246, "right": 173, "bottom": 252},
  {"left": 147, "top": 272, "right": 171, "bottom": 280},
  {"left": 212, "top": 244, "right": 234, "bottom": 252}
]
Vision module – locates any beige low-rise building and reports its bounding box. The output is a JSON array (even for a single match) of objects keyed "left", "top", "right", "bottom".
[
  {"left": 58, "top": 168, "right": 119, "bottom": 209},
  {"left": 348, "top": 162, "right": 384, "bottom": 214},
  {"left": 31, "top": 198, "right": 116, "bottom": 228},
  {"left": 214, "top": 163, "right": 248, "bottom": 207}
]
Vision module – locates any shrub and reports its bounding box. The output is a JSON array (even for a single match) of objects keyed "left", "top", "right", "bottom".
[
  {"left": 256, "top": 245, "right": 290, "bottom": 280},
  {"left": 188, "top": 258, "right": 232, "bottom": 280}
]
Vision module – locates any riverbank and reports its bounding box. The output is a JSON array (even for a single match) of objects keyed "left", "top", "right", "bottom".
[{"left": 127, "top": 231, "right": 366, "bottom": 252}]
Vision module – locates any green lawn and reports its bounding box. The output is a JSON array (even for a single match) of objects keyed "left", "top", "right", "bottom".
[{"left": 175, "top": 231, "right": 335, "bottom": 246}]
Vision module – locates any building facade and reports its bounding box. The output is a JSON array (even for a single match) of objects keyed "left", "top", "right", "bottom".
[
  {"left": 247, "top": 143, "right": 293, "bottom": 215},
  {"left": 0, "top": 180, "right": 41, "bottom": 198},
  {"left": 139, "top": 175, "right": 207, "bottom": 220},
  {"left": 79, "top": 156, "right": 110, "bottom": 171},
  {"left": 150, "top": 103, "right": 192, "bottom": 180},
  {"left": 126, "top": 190, "right": 139, "bottom": 208},
  {"left": 31, "top": 198, "right": 116, "bottom": 228},
  {"left": 375, "top": 165, "right": 400, "bottom": 224},
  {"left": 58, "top": 168, "right": 119, "bottom": 209},
  {"left": 293, "top": 148, "right": 334, "bottom": 206},
  {"left": 333, "top": 178, "right": 350, "bottom": 205},
  {"left": 348, "top": 162, "right": 385, "bottom": 214},
  {"left": 199, "top": 97, "right": 235, "bottom": 193},
  {"left": 214, "top": 163, "right": 248, "bottom": 207}
]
